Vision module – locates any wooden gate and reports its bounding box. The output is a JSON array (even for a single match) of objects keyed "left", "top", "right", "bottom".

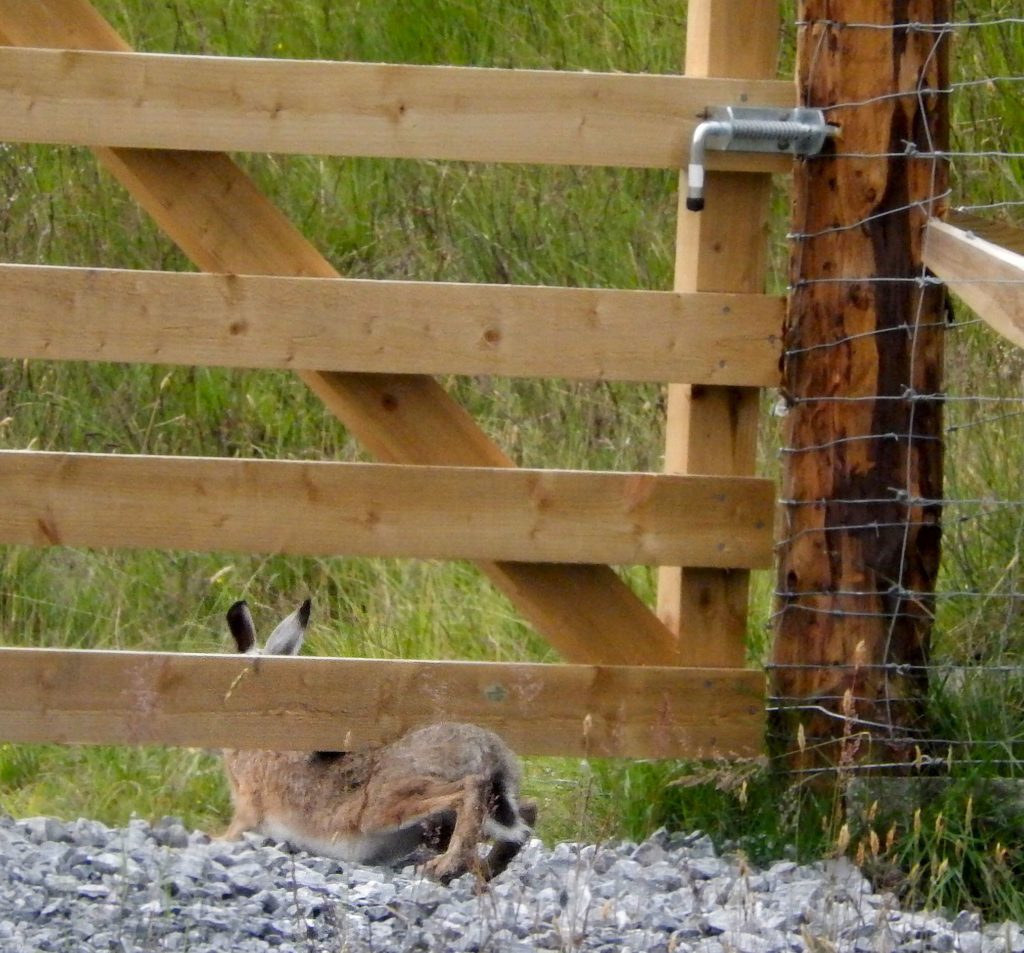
[{"left": 0, "top": 0, "right": 786, "bottom": 760}]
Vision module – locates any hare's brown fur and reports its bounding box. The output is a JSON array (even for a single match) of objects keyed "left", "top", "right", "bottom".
[{"left": 220, "top": 600, "right": 535, "bottom": 882}]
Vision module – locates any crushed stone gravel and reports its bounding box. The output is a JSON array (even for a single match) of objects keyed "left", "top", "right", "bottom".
[{"left": 0, "top": 814, "right": 1018, "bottom": 952}]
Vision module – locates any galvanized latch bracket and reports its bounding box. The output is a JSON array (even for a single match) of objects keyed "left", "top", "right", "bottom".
[{"left": 686, "top": 106, "right": 836, "bottom": 212}]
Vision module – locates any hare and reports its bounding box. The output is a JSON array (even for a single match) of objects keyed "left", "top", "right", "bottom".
[{"left": 220, "top": 598, "right": 536, "bottom": 883}]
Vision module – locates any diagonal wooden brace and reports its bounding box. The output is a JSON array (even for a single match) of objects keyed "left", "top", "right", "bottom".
[{"left": 0, "top": 0, "right": 681, "bottom": 665}]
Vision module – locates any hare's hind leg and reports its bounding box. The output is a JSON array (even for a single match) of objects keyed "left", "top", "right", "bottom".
[
  {"left": 420, "top": 774, "right": 489, "bottom": 883},
  {"left": 221, "top": 800, "right": 260, "bottom": 841},
  {"left": 419, "top": 783, "right": 536, "bottom": 883}
]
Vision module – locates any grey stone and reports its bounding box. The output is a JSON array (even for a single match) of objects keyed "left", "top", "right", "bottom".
[
  {"left": 730, "top": 933, "right": 776, "bottom": 953},
  {"left": 1, "top": 814, "right": 1021, "bottom": 953},
  {"left": 591, "top": 848, "right": 620, "bottom": 875},
  {"left": 954, "top": 911, "right": 983, "bottom": 933},
  {"left": 350, "top": 879, "right": 397, "bottom": 905},
  {"left": 225, "top": 861, "right": 275, "bottom": 896},
  {"left": 89, "top": 851, "right": 126, "bottom": 875},
  {"left": 211, "top": 845, "right": 245, "bottom": 867},
  {"left": 771, "top": 876, "right": 822, "bottom": 908},
  {"left": 688, "top": 856, "right": 728, "bottom": 881},
  {"left": 172, "top": 851, "right": 209, "bottom": 881},
  {"left": 632, "top": 840, "right": 668, "bottom": 865},
  {"left": 70, "top": 817, "right": 111, "bottom": 846},
  {"left": 984, "top": 921, "right": 1024, "bottom": 952},
  {"left": 693, "top": 940, "right": 726, "bottom": 953},
  {"left": 43, "top": 873, "right": 80, "bottom": 893},
  {"left": 646, "top": 862, "right": 685, "bottom": 892},
  {"left": 59, "top": 846, "right": 92, "bottom": 874},
  {"left": 644, "top": 909, "right": 683, "bottom": 932},
  {"left": 21, "top": 817, "right": 72, "bottom": 845},
  {"left": 704, "top": 906, "right": 753, "bottom": 935},
  {"left": 766, "top": 860, "right": 798, "bottom": 879},
  {"left": 677, "top": 832, "right": 716, "bottom": 858},
  {"left": 153, "top": 816, "right": 191, "bottom": 849}
]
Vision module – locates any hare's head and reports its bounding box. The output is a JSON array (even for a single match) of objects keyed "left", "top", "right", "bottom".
[{"left": 226, "top": 599, "right": 311, "bottom": 656}]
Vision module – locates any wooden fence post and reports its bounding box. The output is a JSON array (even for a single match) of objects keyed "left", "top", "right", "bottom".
[
  {"left": 772, "top": 2, "right": 950, "bottom": 771},
  {"left": 657, "top": 0, "right": 780, "bottom": 666}
]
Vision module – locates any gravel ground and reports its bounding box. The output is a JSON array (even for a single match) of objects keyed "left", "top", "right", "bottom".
[{"left": 1, "top": 814, "right": 1021, "bottom": 952}]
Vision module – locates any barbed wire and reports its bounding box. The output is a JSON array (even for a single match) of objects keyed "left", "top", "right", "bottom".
[
  {"left": 811, "top": 150, "right": 1024, "bottom": 161},
  {"left": 779, "top": 497, "right": 1024, "bottom": 507},
  {"left": 954, "top": 200, "right": 1024, "bottom": 212},
  {"left": 787, "top": 192, "right": 954, "bottom": 239},
  {"left": 774, "top": 588, "right": 1024, "bottom": 601},
  {"left": 793, "top": 18, "right": 1024, "bottom": 31},
  {"left": 765, "top": 662, "right": 1024, "bottom": 672}
]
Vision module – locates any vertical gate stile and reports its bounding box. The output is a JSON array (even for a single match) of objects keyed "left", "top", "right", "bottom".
[{"left": 658, "top": 0, "right": 781, "bottom": 666}]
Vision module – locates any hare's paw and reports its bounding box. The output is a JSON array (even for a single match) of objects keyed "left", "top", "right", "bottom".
[{"left": 421, "top": 850, "right": 472, "bottom": 885}]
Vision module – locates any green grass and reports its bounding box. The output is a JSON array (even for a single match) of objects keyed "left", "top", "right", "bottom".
[
  {"left": 2, "top": 0, "right": 1024, "bottom": 921},
  {"left": 0, "top": 0, "right": 694, "bottom": 850}
]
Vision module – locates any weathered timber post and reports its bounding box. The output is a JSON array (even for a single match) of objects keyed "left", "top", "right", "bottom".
[{"left": 772, "top": 2, "right": 950, "bottom": 772}]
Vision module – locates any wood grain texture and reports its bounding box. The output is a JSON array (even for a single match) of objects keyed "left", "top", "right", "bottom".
[
  {"left": 0, "top": 264, "right": 783, "bottom": 386},
  {"left": 0, "top": 647, "right": 765, "bottom": 758},
  {"left": 656, "top": 0, "right": 780, "bottom": 665},
  {"left": 0, "top": 46, "right": 793, "bottom": 170},
  {"left": 924, "top": 215, "right": 1024, "bottom": 350},
  {"left": 0, "top": 0, "right": 684, "bottom": 667},
  {"left": 772, "top": 2, "right": 949, "bottom": 771},
  {"left": 945, "top": 211, "right": 1024, "bottom": 255},
  {"left": 0, "top": 451, "right": 774, "bottom": 568}
]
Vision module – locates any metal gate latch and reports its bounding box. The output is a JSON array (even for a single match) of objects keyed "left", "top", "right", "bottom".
[{"left": 686, "top": 106, "right": 836, "bottom": 212}]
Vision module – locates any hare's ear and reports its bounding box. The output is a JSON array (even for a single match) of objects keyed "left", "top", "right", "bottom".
[
  {"left": 263, "top": 598, "right": 311, "bottom": 656},
  {"left": 226, "top": 600, "right": 258, "bottom": 654}
]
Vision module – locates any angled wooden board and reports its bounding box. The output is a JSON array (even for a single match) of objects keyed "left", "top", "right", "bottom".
[
  {"left": 924, "top": 215, "right": 1024, "bottom": 350},
  {"left": 0, "top": 46, "right": 794, "bottom": 170},
  {"left": 0, "top": 264, "right": 783, "bottom": 386},
  {"left": 0, "top": 647, "right": 765, "bottom": 759},
  {"left": 0, "top": 451, "right": 775, "bottom": 568}
]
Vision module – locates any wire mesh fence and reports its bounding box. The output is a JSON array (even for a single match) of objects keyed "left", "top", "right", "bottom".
[{"left": 766, "top": 5, "right": 1024, "bottom": 778}]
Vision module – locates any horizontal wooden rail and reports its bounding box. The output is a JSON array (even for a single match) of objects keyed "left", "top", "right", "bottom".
[
  {"left": 0, "top": 647, "right": 764, "bottom": 758},
  {"left": 1, "top": 451, "right": 774, "bottom": 567},
  {"left": 0, "top": 264, "right": 783, "bottom": 386},
  {"left": 0, "top": 47, "right": 793, "bottom": 170},
  {"left": 924, "top": 214, "right": 1024, "bottom": 351}
]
